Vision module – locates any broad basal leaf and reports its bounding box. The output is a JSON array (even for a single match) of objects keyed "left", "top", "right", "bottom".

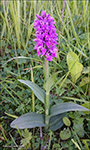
[
  {"left": 48, "top": 113, "right": 66, "bottom": 131},
  {"left": 18, "top": 80, "right": 46, "bottom": 104},
  {"left": 10, "top": 112, "right": 46, "bottom": 129},
  {"left": 50, "top": 102, "right": 89, "bottom": 117}
]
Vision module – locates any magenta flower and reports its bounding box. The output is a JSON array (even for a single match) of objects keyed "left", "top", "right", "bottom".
[{"left": 34, "top": 11, "right": 58, "bottom": 61}]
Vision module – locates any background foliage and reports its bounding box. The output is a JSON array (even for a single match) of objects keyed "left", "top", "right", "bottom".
[{"left": 0, "top": 0, "right": 90, "bottom": 149}]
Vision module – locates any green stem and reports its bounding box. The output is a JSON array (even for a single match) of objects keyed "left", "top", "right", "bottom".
[
  {"left": 44, "top": 59, "right": 50, "bottom": 126},
  {"left": 46, "top": 92, "right": 49, "bottom": 115},
  {"left": 45, "top": 91, "right": 49, "bottom": 125}
]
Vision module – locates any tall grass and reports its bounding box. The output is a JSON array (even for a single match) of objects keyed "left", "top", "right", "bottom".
[{"left": 1, "top": 0, "right": 89, "bottom": 54}]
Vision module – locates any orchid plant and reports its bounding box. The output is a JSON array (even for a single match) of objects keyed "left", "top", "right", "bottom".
[{"left": 10, "top": 11, "right": 88, "bottom": 132}]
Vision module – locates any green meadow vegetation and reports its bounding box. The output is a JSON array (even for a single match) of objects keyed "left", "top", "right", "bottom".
[{"left": 0, "top": 0, "right": 90, "bottom": 150}]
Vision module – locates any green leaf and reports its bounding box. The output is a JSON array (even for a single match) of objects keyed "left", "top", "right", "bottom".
[
  {"left": 52, "top": 143, "right": 61, "bottom": 149},
  {"left": 69, "top": 61, "right": 83, "bottom": 83},
  {"left": 82, "top": 102, "right": 90, "bottom": 114},
  {"left": 82, "top": 139, "right": 90, "bottom": 150},
  {"left": 63, "top": 117, "right": 71, "bottom": 127},
  {"left": 16, "top": 103, "right": 24, "bottom": 112},
  {"left": 50, "top": 102, "right": 89, "bottom": 117},
  {"left": 48, "top": 113, "right": 66, "bottom": 131},
  {"left": 67, "top": 52, "right": 79, "bottom": 66},
  {"left": 71, "top": 139, "right": 81, "bottom": 150},
  {"left": 44, "top": 73, "right": 56, "bottom": 92},
  {"left": 18, "top": 80, "right": 46, "bottom": 104},
  {"left": 21, "top": 129, "right": 32, "bottom": 146},
  {"left": 21, "top": 128, "right": 32, "bottom": 138},
  {"left": 79, "top": 77, "right": 90, "bottom": 87},
  {"left": 10, "top": 112, "right": 46, "bottom": 129},
  {"left": 18, "top": 58, "right": 26, "bottom": 64},
  {"left": 21, "top": 138, "right": 31, "bottom": 147},
  {"left": 5, "top": 112, "right": 18, "bottom": 119},
  {"left": 79, "top": 33, "right": 88, "bottom": 40},
  {"left": 61, "top": 96, "right": 86, "bottom": 102},
  {"left": 82, "top": 66, "right": 90, "bottom": 74},
  {"left": 67, "top": 52, "right": 83, "bottom": 83},
  {"left": 60, "top": 128, "right": 71, "bottom": 140}
]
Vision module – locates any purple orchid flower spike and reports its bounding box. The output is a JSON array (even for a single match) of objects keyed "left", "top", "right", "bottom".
[{"left": 34, "top": 11, "right": 58, "bottom": 61}]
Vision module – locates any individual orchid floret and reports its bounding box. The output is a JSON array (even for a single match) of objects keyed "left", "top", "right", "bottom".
[{"left": 34, "top": 11, "right": 58, "bottom": 61}]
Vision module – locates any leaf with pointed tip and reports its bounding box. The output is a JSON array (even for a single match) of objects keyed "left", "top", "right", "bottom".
[
  {"left": 50, "top": 102, "right": 89, "bottom": 117},
  {"left": 44, "top": 73, "right": 56, "bottom": 92},
  {"left": 18, "top": 80, "right": 46, "bottom": 104},
  {"left": 48, "top": 113, "right": 66, "bottom": 131},
  {"left": 10, "top": 112, "right": 46, "bottom": 129}
]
